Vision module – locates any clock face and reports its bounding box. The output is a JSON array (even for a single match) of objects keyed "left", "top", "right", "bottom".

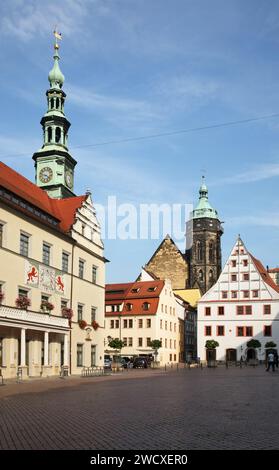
[
  {"left": 65, "top": 170, "right": 73, "bottom": 189},
  {"left": 39, "top": 167, "right": 53, "bottom": 183}
]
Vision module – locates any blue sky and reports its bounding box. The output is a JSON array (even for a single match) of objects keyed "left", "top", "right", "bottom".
[{"left": 1, "top": 0, "right": 279, "bottom": 282}]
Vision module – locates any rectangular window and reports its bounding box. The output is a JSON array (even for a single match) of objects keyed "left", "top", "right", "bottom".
[
  {"left": 138, "top": 319, "right": 143, "bottom": 328},
  {"left": 231, "top": 260, "right": 237, "bottom": 267},
  {"left": 129, "top": 319, "right": 133, "bottom": 328},
  {"left": 128, "top": 337, "right": 133, "bottom": 347},
  {"left": 245, "top": 305, "right": 252, "bottom": 315},
  {"left": 165, "top": 321, "right": 167, "bottom": 330},
  {"left": 123, "top": 319, "right": 128, "bottom": 328},
  {"left": 237, "top": 306, "right": 244, "bottom": 315},
  {"left": 161, "top": 304, "right": 164, "bottom": 313},
  {"left": 217, "top": 325, "right": 225, "bottom": 336},
  {"left": 77, "top": 304, "right": 83, "bottom": 321},
  {"left": 146, "top": 338, "right": 151, "bottom": 347},
  {"left": 231, "top": 274, "right": 237, "bottom": 282},
  {"left": 41, "top": 294, "right": 49, "bottom": 303},
  {"left": 123, "top": 337, "right": 127, "bottom": 347},
  {"left": 169, "top": 354, "right": 172, "bottom": 362},
  {"left": 222, "top": 291, "right": 228, "bottom": 299},
  {"left": 115, "top": 320, "right": 119, "bottom": 329},
  {"left": 42, "top": 243, "right": 51, "bottom": 265},
  {"left": 218, "top": 306, "right": 225, "bottom": 316},
  {"left": 243, "top": 291, "right": 249, "bottom": 298},
  {"left": 92, "top": 266, "right": 97, "bottom": 284},
  {"left": 264, "top": 305, "right": 271, "bottom": 315},
  {"left": 79, "top": 259, "right": 85, "bottom": 279},
  {"left": 160, "top": 319, "right": 162, "bottom": 329},
  {"left": 231, "top": 291, "right": 238, "bottom": 299},
  {"left": 61, "top": 299, "right": 68, "bottom": 309},
  {"left": 170, "top": 322, "right": 172, "bottom": 331},
  {"left": 18, "top": 288, "right": 28, "bottom": 298},
  {"left": 77, "top": 344, "right": 83, "bottom": 367},
  {"left": 0, "top": 224, "right": 3, "bottom": 247},
  {"left": 91, "top": 307, "right": 97, "bottom": 323},
  {"left": 243, "top": 259, "right": 248, "bottom": 267},
  {"left": 110, "top": 320, "right": 114, "bottom": 329},
  {"left": 243, "top": 273, "right": 249, "bottom": 281},
  {"left": 246, "top": 326, "right": 253, "bottom": 337},
  {"left": 20, "top": 232, "right": 29, "bottom": 257},
  {"left": 165, "top": 339, "right": 167, "bottom": 348},
  {"left": 146, "top": 319, "right": 151, "bottom": 328},
  {"left": 62, "top": 252, "right": 69, "bottom": 272},
  {"left": 91, "top": 345, "right": 96, "bottom": 366},
  {"left": 264, "top": 325, "right": 272, "bottom": 337},
  {"left": 237, "top": 327, "right": 244, "bottom": 337},
  {"left": 205, "top": 326, "right": 212, "bottom": 336},
  {"left": 205, "top": 307, "right": 211, "bottom": 316},
  {"left": 252, "top": 290, "right": 259, "bottom": 298},
  {"left": 170, "top": 339, "right": 172, "bottom": 349},
  {"left": 138, "top": 338, "right": 143, "bottom": 347}
]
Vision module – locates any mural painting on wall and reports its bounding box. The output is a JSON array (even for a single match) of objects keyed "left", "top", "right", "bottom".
[{"left": 25, "top": 261, "right": 65, "bottom": 294}]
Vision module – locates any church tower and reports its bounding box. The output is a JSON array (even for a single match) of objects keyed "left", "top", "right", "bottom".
[
  {"left": 32, "top": 34, "right": 77, "bottom": 199},
  {"left": 186, "top": 177, "right": 223, "bottom": 294}
]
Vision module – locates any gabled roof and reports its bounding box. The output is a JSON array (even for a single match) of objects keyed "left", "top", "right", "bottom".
[
  {"left": 105, "top": 280, "right": 165, "bottom": 316},
  {"left": 268, "top": 267, "right": 279, "bottom": 273},
  {"left": 145, "top": 234, "right": 186, "bottom": 267},
  {"left": 0, "top": 162, "right": 86, "bottom": 233},
  {"left": 249, "top": 253, "right": 279, "bottom": 294}
]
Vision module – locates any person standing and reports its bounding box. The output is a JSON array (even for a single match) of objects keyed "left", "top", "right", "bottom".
[{"left": 266, "top": 351, "right": 275, "bottom": 372}]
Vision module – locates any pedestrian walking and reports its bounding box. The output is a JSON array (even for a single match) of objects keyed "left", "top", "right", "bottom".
[{"left": 266, "top": 351, "right": 275, "bottom": 372}]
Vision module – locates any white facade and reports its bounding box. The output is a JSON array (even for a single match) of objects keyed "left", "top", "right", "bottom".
[
  {"left": 105, "top": 279, "right": 180, "bottom": 365},
  {"left": 197, "top": 237, "right": 279, "bottom": 362}
]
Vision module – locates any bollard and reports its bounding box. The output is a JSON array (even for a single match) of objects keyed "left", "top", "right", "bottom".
[
  {"left": 177, "top": 363, "right": 179, "bottom": 372},
  {"left": 165, "top": 364, "right": 167, "bottom": 372}
]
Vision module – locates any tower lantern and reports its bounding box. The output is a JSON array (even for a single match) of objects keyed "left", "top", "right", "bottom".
[{"left": 32, "top": 31, "right": 77, "bottom": 199}]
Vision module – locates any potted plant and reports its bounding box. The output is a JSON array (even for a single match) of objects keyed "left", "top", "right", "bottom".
[
  {"left": 78, "top": 319, "right": 87, "bottom": 330},
  {"left": 40, "top": 300, "right": 54, "bottom": 313},
  {"left": 246, "top": 339, "right": 261, "bottom": 365},
  {"left": 150, "top": 339, "right": 162, "bottom": 367},
  {"left": 205, "top": 340, "right": 219, "bottom": 367},
  {"left": 15, "top": 296, "right": 31, "bottom": 310},
  {"left": 61, "top": 307, "right": 74, "bottom": 326},
  {"left": 108, "top": 338, "right": 125, "bottom": 371},
  {"left": 92, "top": 320, "right": 100, "bottom": 331}
]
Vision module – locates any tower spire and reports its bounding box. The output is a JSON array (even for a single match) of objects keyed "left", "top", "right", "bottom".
[{"left": 32, "top": 32, "right": 77, "bottom": 199}]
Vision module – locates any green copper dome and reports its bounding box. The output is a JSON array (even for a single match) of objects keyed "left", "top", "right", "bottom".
[
  {"left": 192, "top": 177, "right": 219, "bottom": 219},
  {"left": 48, "top": 45, "right": 65, "bottom": 89}
]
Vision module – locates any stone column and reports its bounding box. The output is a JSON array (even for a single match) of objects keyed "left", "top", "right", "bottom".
[
  {"left": 63, "top": 334, "right": 69, "bottom": 367},
  {"left": 20, "top": 328, "right": 26, "bottom": 366},
  {"left": 44, "top": 331, "right": 49, "bottom": 366}
]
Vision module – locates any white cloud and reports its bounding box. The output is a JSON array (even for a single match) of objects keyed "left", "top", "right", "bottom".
[
  {"left": 227, "top": 214, "right": 279, "bottom": 228},
  {"left": 215, "top": 162, "right": 279, "bottom": 185}
]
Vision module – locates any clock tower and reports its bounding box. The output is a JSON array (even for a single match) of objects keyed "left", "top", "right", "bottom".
[{"left": 33, "top": 34, "right": 77, "bottom": 199}]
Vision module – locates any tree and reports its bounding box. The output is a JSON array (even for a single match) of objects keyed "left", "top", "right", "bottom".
[
  {"left": 150, "top": 340, "right": 162, "bottom": 365},
  {"left": 247, "top": 339, "right": 261, "bottom": 349},
  {"left": 265, "top": 341, "right": 277, "bottom": 349},
  {"left": 205, "top": 340, "right": 219, "bottom": 349},
  {"left": 108, "top": 338, "right": 125, "bottom": 351}
]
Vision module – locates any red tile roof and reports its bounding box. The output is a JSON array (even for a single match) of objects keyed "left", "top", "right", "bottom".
[
  {"left": 105, "top": 280, "right": 165, "bottom": 316},
  {"left": 0, "top": 161, "right": 86, "bottom": 233},
  {"left": 268, "top": 267, "right": 279, "bottom": 273},
  {"left": 250, "top": 253, "right": 279, "bottom": 294}
]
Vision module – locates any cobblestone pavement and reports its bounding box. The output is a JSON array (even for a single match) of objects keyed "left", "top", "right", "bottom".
[{"left": 0, "top": 366, "right": 279, "bottom": 450}]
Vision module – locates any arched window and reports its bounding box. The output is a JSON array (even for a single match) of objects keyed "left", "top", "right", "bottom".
[
  {"left": 50, "top": 98, "right": 54, "bottom": 109},
  {"left": 197, "top": 241, "right": 203, "bottom": 261},
  {"left": 56, "top": 98, "right": 59, "bottom": 109},
  {"left": 209, "top": 241, "right": 214, "bottom": 262},
  {"left": 55, "top": 127, "right": 61, "bottom": 143},
  {"left": 47, "top": 127, "right": 52, "bottom": 142}
]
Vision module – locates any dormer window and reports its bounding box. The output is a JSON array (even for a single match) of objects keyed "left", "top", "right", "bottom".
[
  {"left": 131, "top": 288, "right": 140, "bottom": 293},
  {"left": 143, "top": 302, "right": 150, "bottom": 311},
  {"left": 126, "top": 303, "right": 133, "bottom": 311},
  {"left": 147, "top": 287, "right": 157, "bottom": 292}
]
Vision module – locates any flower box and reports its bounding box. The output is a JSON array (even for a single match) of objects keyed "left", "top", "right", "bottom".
[
  {"left": 92, "top": 320, "right": 100, "bottom": 331},
  {"left": 78, "top": 320, "right": 87, "bottom": 330},
  {"left": 15, "top": 296, "right": 31, "bottom": 309}
]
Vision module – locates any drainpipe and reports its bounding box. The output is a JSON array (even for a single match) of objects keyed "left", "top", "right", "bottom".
[{"left": 69, "top": 242, "right": 75, "bottom": 374}]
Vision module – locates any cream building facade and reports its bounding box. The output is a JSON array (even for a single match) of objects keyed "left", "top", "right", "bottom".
[
  {"left": 105, "top": 277, "right": 180, "bottom": 365},
  {"left": 0, "top": 38, "right": 106, "bottom": 379}
]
